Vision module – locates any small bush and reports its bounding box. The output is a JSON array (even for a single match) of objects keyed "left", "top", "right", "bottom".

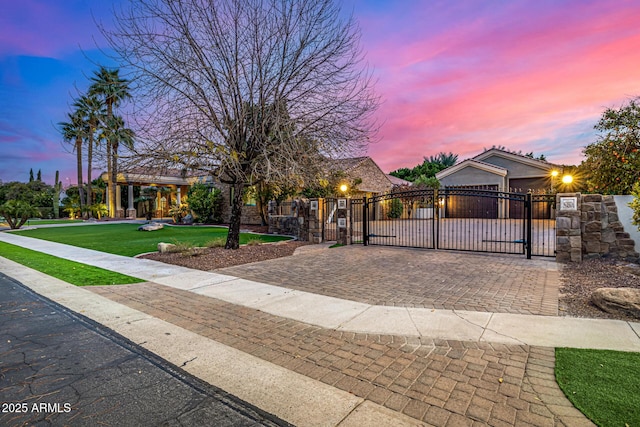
[
  {"left": 246, "top": 236, "right": 263, "bottom": 246},
  {"left": 205, "top": 238, "right": 226, "bottom": 248},
  {"left": 629, "top": 182, "right": 640, "bottom": 231},
  {"left": 187, "top": 184, "right": 223, "bottom": 223},
  {"left": 387, "top": 198, "right": 403, "bottom": 219},
  {"left": 169, "top": 240, "right": 195, "bottom": 254}
]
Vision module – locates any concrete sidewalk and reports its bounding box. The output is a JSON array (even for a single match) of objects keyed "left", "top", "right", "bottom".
[{"left": 2, "top": 231, "right": 637, "bottom": 425}]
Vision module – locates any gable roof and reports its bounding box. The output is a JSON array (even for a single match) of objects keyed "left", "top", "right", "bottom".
[
  {"left": 435, "top": 159, "right": 507, "bottom": 180},
  {"left": 326, "top": 156, "right": 370, "bottom": 172},
  {"left": 473, "top": 148, "right": 555, "bottom": 171},
  {"left": 387, "top": 174, "right": 411, "bottom": 186}
]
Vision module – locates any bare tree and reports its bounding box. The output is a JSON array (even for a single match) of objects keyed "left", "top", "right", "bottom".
[{"left": 102, "top": 0, "right": 379, "bottom": 248}]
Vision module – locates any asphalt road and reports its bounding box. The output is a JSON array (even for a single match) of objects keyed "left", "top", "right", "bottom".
[{"left": 0, "top": 273, "right": 289, "bottom": 427}]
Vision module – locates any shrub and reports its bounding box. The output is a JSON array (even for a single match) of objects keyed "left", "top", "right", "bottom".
[
  {"left": 629, "top": 182, "right": 640, "bottom": 230},
  {"left": 205, "top": 238, "right": 225, "bottom": 248},
  {"left": 387, "top": 198, "right": 403, "bottom": 219},
  {"left": 187, "top": 183, "right": 223, "bottom": 223},
  {"left": 168, "top": 203, "right": 189, "bottom": 223},
  {"left": 89, "top": 203, "right": 108, "bottom": 220},
  {"left": 246, "top": 236, "right": 263, "bottom": 246},
  {"left": 0, "top": 200, "right": 41, "bottom": 229},
  {"left": 169, "top": 240, "right": 200, "bottom": 256}
]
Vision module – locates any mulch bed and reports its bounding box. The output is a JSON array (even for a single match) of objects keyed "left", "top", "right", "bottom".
[
  {"left": 139, "top": 240, "right": 309, "bottom": 270},
  {"left": 559, "top": 257, "right": 640, "bottom": 321}
]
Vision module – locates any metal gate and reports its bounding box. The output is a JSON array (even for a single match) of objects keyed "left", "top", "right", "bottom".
[
  {"left": 322, "top": 198, "right": 342, "bottom": 242},
  {"left": 361, "top": 188, "right": 555, "bottom": 258}
]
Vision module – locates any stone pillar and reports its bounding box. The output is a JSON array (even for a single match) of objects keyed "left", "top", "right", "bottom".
[
  {"left": 336, "top": 197, "right": 350, "bottom": 245},
  {"left": 176, "top": 187, "right": 182, "bottom": 205},
  {"left": 307, "top": 198, "right": 323, "bottom": 243},
  {"left": 126, "top": 184, "right": 136, "bottom": 219},
  {"left": 556, "top": 193, "right": 582, "bottom": 263}
]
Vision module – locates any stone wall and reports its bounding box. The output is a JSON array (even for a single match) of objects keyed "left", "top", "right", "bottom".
[
  {"left": 215, "top": 183, "right": 263, "bottom": 225},
  {"left": 581, "top": 194, "right": 638, "bottom": 261},
  {"left": 267, "top": 200, "right": 310, "bottom": 241},
  {"left": 556, "top": 193, "right": 639, "bottom": 263}
]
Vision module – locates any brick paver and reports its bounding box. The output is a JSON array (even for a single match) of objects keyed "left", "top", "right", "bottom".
[
  {"left": 218, "top": 246, "right": 559, "bottom": 315},
  {"left": 90, "top": 283, "right": 590, "bottom": 426}
]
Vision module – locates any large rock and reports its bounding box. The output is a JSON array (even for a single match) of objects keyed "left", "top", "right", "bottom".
[
  {"left": 138, "top": 222, "right": 164, "bottom": 231},
  {"left": 591, "top": 287, "right": 640, "bottom": 319},
  {"left": 158, "top": 242, "right": 176, "bottom": 253}
]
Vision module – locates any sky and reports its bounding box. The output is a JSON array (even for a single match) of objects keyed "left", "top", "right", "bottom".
[{"left": 1, "top": 0, "right": 640, "bottom": 186}]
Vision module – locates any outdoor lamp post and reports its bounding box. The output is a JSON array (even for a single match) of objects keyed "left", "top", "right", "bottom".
[
  {"left": 550, "top": 170, "right": 559, "bottom": 192},
  {"left": 339, "top": 184, "right": 348, "bottom": 194}
]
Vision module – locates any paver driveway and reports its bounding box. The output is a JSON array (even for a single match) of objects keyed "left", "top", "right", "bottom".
[{"left": 219, "top": 246, "right": 560, "bottom": 316}]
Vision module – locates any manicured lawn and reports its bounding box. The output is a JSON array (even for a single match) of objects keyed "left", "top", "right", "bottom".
[
  {"left": 556, "top": 347, "right": 640, "bottom": 426},
  {"left": 24, "top": 218, "right": 85, "bottom": 225},
  {"left": 0, "top": 241, "right": 143, "bottom": 286},
  {"left": 13, "top": 223, "right": 291, "bottom": 257}
]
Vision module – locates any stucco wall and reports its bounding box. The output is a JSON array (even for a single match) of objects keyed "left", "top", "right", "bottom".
[
  {"left": 438, "top": 167, "right": 504, "bottom": 187},
  {"left": 613, "top": 195, "right": 640, "bottom": 251},
  {"left": 480, "top": 154, "right": 550, "bottom": 178}
]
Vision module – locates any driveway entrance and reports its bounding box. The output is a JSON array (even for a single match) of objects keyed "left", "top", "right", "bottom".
[{"left": 218, "top": 246, "right": 559, "bottom": 316}]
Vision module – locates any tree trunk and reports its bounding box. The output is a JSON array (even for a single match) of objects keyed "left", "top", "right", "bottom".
[
  {"left": 257, "top": 197, "right": 268, "bottom": 226},
  {"left": 87, "top": 129, "right": 94, "bottom": 208},
  {"left": 76, "top": 136, "right": 85, "bottom": 212},
  {"left": 225, "top": 182, "right": 245, "bottom": 249},
  {"left": 110, "top": 142, "right": 119, "bottom": 218},
  {"left": 106, "top": 139, "right": 114, "bottom": 217}
]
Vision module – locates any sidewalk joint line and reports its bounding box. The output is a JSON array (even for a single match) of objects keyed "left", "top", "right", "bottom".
[
  {"left": 406, "top": 307, "right": 422, "bottom": 337},
  {"left": 335, "top": 305, "right": 373, "bottom": 330},
  {"left": 334, "top": 399, "right": 366, "bottom": 426},
  {"left": 628, "top": 321, "right": 640, "bottom": 341}
]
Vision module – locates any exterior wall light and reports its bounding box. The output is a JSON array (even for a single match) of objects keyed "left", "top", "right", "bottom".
[
  {"left": 551, "top": 170, "right": 559, "bottom": 177},
  {"left": 561, "top": 175, "right": 574, "bottom": 184}
]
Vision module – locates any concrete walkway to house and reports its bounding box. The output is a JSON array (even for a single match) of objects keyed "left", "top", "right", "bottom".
[{"left": 2, "top": 231, "right": 639, "bottom": 425}]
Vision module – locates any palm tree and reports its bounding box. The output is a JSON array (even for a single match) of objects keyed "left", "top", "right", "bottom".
[
  {"left": 59, "top": 110, "right": 87, "bottom": 212},
  {"left": 425, "top": 152, "right": 458, "bottom": 167},
  {"left": 99, "top": 115, "right": 135, "bottom": 214},
  {"left": 74, "top": 94, "right": 105, "bottom": 208},
  {"left": 89, "top": 67, "right": 131, "bottom": 217}
]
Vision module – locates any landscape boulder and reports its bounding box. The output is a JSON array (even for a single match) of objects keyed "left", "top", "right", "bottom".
[
  {"left": 158, "top": 242, "right": 176, "bottom": 253},
  {"left": 591, "top": 287, "right": 640, "bottom": 319},
  {"left": 138, "top": 222, "right": 164, "bottom": 231}
]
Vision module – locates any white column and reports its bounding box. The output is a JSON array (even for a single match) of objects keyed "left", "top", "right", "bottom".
[
  {"left": 177, "top": 187, "right": 181, "bottom": 205},
  {"left": 127, "top": 184, "right": 136, "bottom": 219},
  {"left": 116, "top": 185, "right": 122, "bottom": 211}
]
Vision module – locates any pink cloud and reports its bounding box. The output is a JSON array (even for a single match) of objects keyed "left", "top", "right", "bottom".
[{"left": 359, "top": 1, "right": 640, "bottom": 172}]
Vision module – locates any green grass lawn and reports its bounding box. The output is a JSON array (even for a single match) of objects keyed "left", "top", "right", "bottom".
[
  {"left": 12, "top": 223, "right": 291, "bottom": 257},
  {"left": 24, "top": 218, "right": 85, "bottom": 225},
  {"left": 556, "top": 347, "right": 640, "bottom": 426},
  {"left": 0, "top": 241, "right": 143, "bottom": 286}
]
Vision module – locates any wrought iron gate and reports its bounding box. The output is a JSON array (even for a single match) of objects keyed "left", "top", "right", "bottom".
[
  {"left": 361, "top": 188, "right": 555, "bottom": 258},
  {"left": 322, "top": 198, "right": 338, "bottom": 241}
]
